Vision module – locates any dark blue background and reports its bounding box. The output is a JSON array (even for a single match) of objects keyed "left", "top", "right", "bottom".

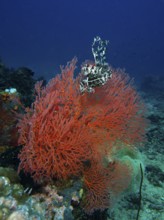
[{"left": 0, "top": 0, "right": 164, "bottom": 82}]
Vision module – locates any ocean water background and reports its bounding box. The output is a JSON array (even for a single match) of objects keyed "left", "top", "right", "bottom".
[{"left": 0, "top": 0, "right": 164, "bottom": 83}]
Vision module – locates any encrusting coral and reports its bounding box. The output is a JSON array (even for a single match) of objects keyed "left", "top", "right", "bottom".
[
  {"left": 0, "top": 89, "right": 21, "bottom": 149},
  {"left": 17, "top": 37, "right": 147, "bottom": 214}
]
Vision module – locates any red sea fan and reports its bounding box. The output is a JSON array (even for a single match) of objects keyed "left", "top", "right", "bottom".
[
  {"left": 17, "top": 59, "right": 96, "bottom": 182},
  {"left": 80, "top": 67, "right": 146, "bottom": 148},
  {"left": 83, "top": 161, "right": 111, "bottom": 214},
  {"left": 17, "top": 57, "right": 147, "bottom": 215},
  {"left": 83, "top": 160, "right": 132, "bottom": 214},
  {"left": 80, "top": 67, "right": 147, "bottom": 214}
]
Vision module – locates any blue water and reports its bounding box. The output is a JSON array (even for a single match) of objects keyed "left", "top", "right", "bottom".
[{"left": 0, "top": 0, "right": 164, "bottom": 82}]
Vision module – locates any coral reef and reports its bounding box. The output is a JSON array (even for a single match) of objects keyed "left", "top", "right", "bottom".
[
  {"left": 17, "top": 54, "right": 147, "bottom": 214},
  {"left": 0, "top": 37, "right": 149, "bottom": 217},
  {"left": 0, "top": 167, "right": 79, "bottom": 220}
]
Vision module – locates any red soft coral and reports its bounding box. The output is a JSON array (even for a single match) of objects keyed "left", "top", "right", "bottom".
[
  {"left": 17, "top": 58, "right": 147, "bottom": 213},
  {"left": 83, "top": 160, "right": 132, "bottom": 214},
  {"left": 17, "top": 59, "right": 97, "bottom": 182},
  {"left": 83, "top": 161, "right": 111, "bottom": 214},
  {"left": 80, "top": 67, "right": 146, "bottom": 151}
]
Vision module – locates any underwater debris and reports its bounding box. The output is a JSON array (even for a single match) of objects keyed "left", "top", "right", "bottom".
[{"left": 80, "top": 36, "right": 112, "bottom": 93}]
